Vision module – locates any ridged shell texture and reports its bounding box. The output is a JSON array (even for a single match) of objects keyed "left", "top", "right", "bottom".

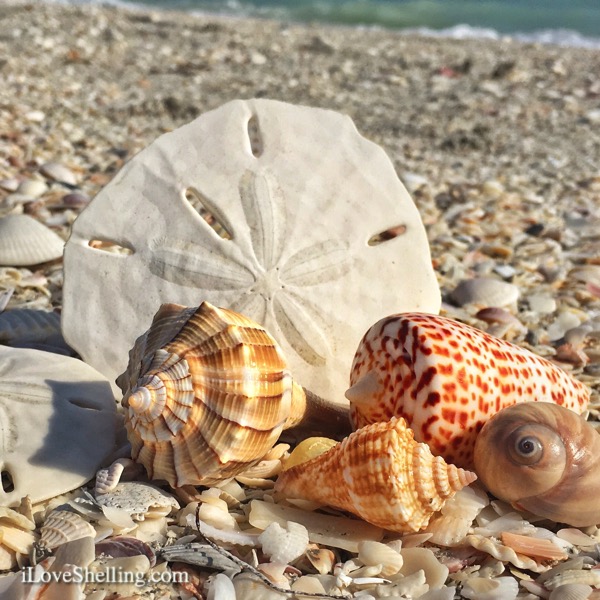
[
  {"left": 275, "top": 417, "right": 476, "bottom": 533},
  {"left": 347, "top": 313, "right": 590, "bottom": 468},
  {"left": 119, "top": 301, "right": 296, "bottom": 487}
]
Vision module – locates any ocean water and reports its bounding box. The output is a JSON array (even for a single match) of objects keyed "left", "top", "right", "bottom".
[{"left": 66, "top": 0, "right": 600, "bottom": 48}]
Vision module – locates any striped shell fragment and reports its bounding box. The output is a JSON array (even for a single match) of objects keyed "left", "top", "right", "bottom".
[
  {"left": 275, "top": 417, "right": 477, "bottom": 533},
  {"left": 346, "top": 313, "right": 590, "bottom": 468},
  {"left": 117, "top": 301, "right": 306, "bottom": 488}
]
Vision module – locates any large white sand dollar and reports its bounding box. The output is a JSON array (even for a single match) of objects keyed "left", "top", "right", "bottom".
[
  {"left": 62, "top": 99, "right": 440, "bottom": 402},
  {"left": 0, "top": 347, "right": 117, "bottom": 506}
]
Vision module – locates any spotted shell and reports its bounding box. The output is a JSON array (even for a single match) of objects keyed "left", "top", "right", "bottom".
[
  {"left": 474, "top": 402, "right": 600, "bottom": 527},
  {"left": 346, "top": 313, "right": 590, "bottom": 468},
  {"left": 117, "top": 301, "right": 307, "bottom": 488},
  {"left": 275, "top": 417, "right": 477, "bottom": 533}
]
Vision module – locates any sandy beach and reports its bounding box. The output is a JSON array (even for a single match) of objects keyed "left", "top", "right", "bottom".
[{"left": 1, "top": 1, "right": 600, "bottom": 597}]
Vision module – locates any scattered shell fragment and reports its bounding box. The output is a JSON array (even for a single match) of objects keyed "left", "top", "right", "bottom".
[
  {"left": 63, "top": 98, "right": 441, "bottom": 404},
  {"left": 548, "top": 583, "right": 593, "bottom": 600},
  {"left": 39, "top": 161, "right": 78, "bottom": 186},
  {"left": 347, "top": 313, "right": 590, "bottom": 468},
  {"left": 248, "top": 499, "right": 383, "bottom": 552},
  {"left": 95, "top": 481, "right": 179, "bottom": 520},
  {"left": 461, "top": 576, "right": 519, "bottom": 600},
  {"left": 275, "top": 417, "right": 476, "bottom": 533},
  {"left": 451, "top": 277, "right": 520, "bottom": 307},
  {"left": 16, "top": 179, "right": 48, "bottom": 198},
  {"left": 0, "top": 214, "right": 64, "bottom": 266},
  {"left": 39, "top": 510, "right": 96, "bottom": 549},
  {"left": 259, "top": 521, "right": 309, "bottom": 564},
  {"left": 357, "top": 540, "right": 403, "bottom": 577}
]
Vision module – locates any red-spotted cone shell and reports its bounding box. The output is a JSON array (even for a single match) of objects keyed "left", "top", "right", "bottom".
[
  {"left": 346, "top": 313, "right": 590, "bottom": 468},
  {"left": 275, "top": 417, "right": 477, "bottom": 533}
]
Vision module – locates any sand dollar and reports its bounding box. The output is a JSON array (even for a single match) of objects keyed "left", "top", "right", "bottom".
[
  {"left": 0, "top": 346, "right": 117, "bottom": 506},
  {"left": 62, "top": 99, "right": 440, "bottom": 402}
]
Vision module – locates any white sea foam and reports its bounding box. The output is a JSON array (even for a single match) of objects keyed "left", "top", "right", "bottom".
[{"left": 407, "top": 23, "right": 600, "bottom": 49}]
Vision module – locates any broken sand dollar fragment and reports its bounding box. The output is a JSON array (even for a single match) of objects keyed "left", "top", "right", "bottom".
[
  {"left": 0, "top": 346, "right": 118, "bottom": 507},
  {"left": 62, "top": 99, "right": 440, "bottom": 402}
]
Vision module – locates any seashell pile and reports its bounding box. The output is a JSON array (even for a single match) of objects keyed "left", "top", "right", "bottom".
[{"left": 1, "top": 95, "right": 600, "bottom": 600}]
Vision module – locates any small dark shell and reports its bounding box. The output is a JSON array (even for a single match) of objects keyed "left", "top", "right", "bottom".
[
  {"left": 95, "top": 536, "right": 156, "bottom": 567},
  {"left": 474, "top": 402, "right": 600, "bottom": 527}
]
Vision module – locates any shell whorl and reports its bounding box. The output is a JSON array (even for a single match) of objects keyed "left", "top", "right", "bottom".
[
  {"left": 124, "top": 349, "right": 194, "bottom": 440},
  {"left": 275, "top": 417, "right": 477, "bottom": 533},
  {"left": 119, "top": 302, "right": 299, "bottom": 488},
  {"left": 474, "top": 402, "right": 600, "bottom": 527}
]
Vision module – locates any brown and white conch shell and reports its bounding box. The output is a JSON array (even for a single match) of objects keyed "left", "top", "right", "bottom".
[
  {"left": 117, "top": 301, "right": 345, "bottom": 488},
  {"left": 474, "top": 402, "right": 600, "bottom": 527},
  {"left": 275, "top": 417, "right": 476, "bottom": 533}
]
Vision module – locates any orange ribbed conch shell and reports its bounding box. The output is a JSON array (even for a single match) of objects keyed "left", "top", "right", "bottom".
[
  {"left": 117, "top": 301, "right": 308, "bottom": 488},
  {"left": 346, "top": 313, "right": 590, "bottom": 469},
  {"left": 275, "top": 417, "right": 476, "bottom": 533}
]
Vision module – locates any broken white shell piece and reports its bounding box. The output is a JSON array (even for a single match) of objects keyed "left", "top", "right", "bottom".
[
  {"left": 0, "top": 346, "right": 117, "bottom": 507},
  {"left": 259, "top": 521, "right": 309, "bottom": 564},
  {"left": 398, "top": 548, "right": 449, "bottom": 590},
  {"left": 357, "top": 541, "right": 403, "bottom": 577},
  {"left": 95, "top": 481, "right": 179, "bottom": 520},
  {"left": 63, "top": 99, "right": 441, "bottom": 401},
  {"left": 206, "top": 572, "right": 236, "bottom": 600},
  {"left": 548, "top": 583, "right": 594, "bottom": 600},
  {"left": 464, "top": 534, "right": 548, "bottom": 573},
  {"left": 39, "top": 510, "right": 96, "bottom": 549},
  {"left": 461, "top": 576, "right": 519, "bottom": 600},
  {"left": 0, "top": 214, "right": 64, "bottom": 266},
  {"left": 248, "top": 499, "right": 383, "bottom": 552},
  {"left": 94, "top": 458, "right": 135, "bottom": 495}
]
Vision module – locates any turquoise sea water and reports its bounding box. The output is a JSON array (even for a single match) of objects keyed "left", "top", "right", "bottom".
[{"left": 67, "top": 0, "right": 600, "bottom": 47}]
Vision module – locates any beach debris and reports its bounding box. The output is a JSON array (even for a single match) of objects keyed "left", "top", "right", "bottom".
[
  {"left": 450, "top": 276, "right": 520, "bottom": 307},
  {"left": 95, "top": 481, "right": 179, "bottom": 521},
  {"left": 117, "top": 301, "right": 348, "bottom": 488},
  {"left": 0, "top": 214, "right": 64, "bottom": 266},
  {"left": 95, "top": 536, "right": 157, "bottom": 566},
  {"left": 474, "top": 402, "right": 600, "bottom": 526},
  {"left": 0, "top": 346, "right": 117, "bottom": 506},
  {"left": 39, "top": 510, "right": 96, "bottom": 550},
  {"left": 39, "top": 161, "right": 78, "bottom": 186},
  {"left": 346, "top": 312, "right": 590, "bottom": 468},
  {"left": 275, "top": 417, "right": 476, "bottom": 532},
  {"left": 62, "top": 98, "right": 440, "bottom": 403}
]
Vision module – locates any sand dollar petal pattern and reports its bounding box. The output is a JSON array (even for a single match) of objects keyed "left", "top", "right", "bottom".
[
  {"left": 0, "top": 346, "right": 117, "bottom": 506},
  {"left": 62, "top": 99, "right": 440, "bottom": 403}
]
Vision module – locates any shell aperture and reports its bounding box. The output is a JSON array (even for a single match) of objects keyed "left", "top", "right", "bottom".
[{"left": 474, "top": 402, "right": 600, "bottom": 527}]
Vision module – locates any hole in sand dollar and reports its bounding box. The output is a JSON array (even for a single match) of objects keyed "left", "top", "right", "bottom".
[
  {"left": 368, "top": 224, "right": 407, "bottom": 246},
  {"left": 88, "top": 239, "right": 134, "bottom": 255},
  {"left": 1, "top": 469, "right": 14, "bottom": 493},
  {"left": 183, "top": 188, "right": 233, "bottom": 240},
  {"left": 67, "top": 398, "right": 102, "bottom": 411},
  {"left": 247, "top": 114, "right": 263, "bottom": 157}
]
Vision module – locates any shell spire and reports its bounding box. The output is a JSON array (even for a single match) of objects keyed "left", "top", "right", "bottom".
[
  {"left": 275, "top": 417, "right": 476, "bottom": 533},
  {"left": 347, "top": 313, "right": 590, "bottom": 468}
]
